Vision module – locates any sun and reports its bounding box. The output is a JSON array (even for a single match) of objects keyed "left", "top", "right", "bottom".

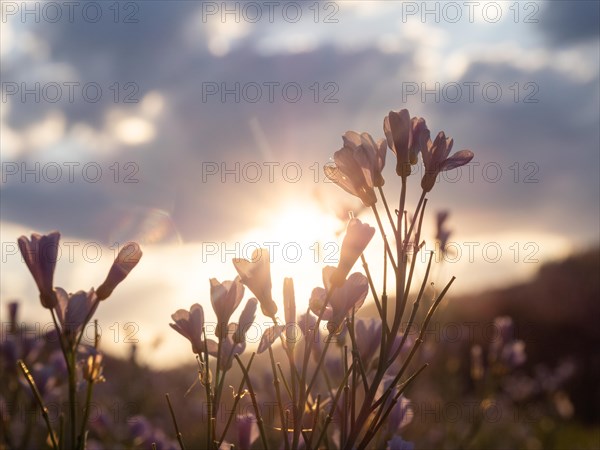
[{"left": 236, "top": 203, "right": 342, "bottom": 311}]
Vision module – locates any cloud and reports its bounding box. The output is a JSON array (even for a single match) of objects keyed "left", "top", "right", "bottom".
[{"left": 538, "top": 0, "right": 600, "bottom": 46}]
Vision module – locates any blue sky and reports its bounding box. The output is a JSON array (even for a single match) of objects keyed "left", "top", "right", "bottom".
[{"left": 1, "top": 1, "right": 598, "bottom": 367}]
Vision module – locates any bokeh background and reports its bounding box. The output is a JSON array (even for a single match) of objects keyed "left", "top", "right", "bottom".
[{"left": 1, "top": 0, "right": 598, "bottom": 368}]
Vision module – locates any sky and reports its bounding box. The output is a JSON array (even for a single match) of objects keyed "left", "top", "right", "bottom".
[{"left": 1, "top": 0, "right": 599, "bottom": 368}]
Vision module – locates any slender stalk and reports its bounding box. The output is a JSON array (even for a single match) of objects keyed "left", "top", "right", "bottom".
[
  {"left": 308, "top": 394, "right": 321, "bottom": 449},
  {"left": 217, "top": 353, "right": 255, "bottom": 448},
  {"left": 392, "top": 176, "right": 408, "bottom": 337},
  {"left": 314, "top": 363, "right": 353, "bottom": 449},
  {"left": 388, "top": 251, "right": 434, "bottom": 365},
  {"left": 268, "top": 346, "right": 290, "bottom": 450},
  {"left": 166, "top": 394, "right": 186, "bottom": 450},
  {"left": 371, "top": 205, "right": 397, "bottom": 272},
  {"left": 17, "top": 360, "right": 58, "bottom": 450},
  {"left": 234, "top": 354, "right": 270, "bottom": 450},
  {"left": 377, "top": 186, "right": 398, "bottom": 238},
  {"left": 359, "top": 254, "right": 387, "bottom": 333}
]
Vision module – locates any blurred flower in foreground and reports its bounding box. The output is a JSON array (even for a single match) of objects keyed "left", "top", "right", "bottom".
[
  {"left": 331, "top": 217, "right": 375, "bottom": 287},
  {"left": 387, "top": 435, "right": 415, "bottom": 450},
  {"left": 170, "top": 304, "right": 216, "bottom": 355},
  {"left": 96, "top": 242, "right": 143, "bottom": 300},
  {"left": 324, "top": 131, "right": 384, "bottom": 206},
  {"left": 210, "top": 276, "right": 244, "bottom": 338},
  {"left": 18, "top": 231, "right": 60, "bottom": 308},
  {"left": 421, "top": 131, "right": 474, "bottom": 192},
  {"left": 233, "top": 248, "right": 278, "bottom": 317},
  {"left": 384, "top": 109, "right": 428, "bottom": 178},
  {"left": 237, "top": 413, "right": 259, "bottom": 450},
  {"left": 435, "top": 210, "right": 452, "bottom": 255},
  {"left": 310, "top": 266, "right": 368, "bottom": 334}
]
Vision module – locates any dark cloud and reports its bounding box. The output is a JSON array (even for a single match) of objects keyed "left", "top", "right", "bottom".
[{"left": 538, "top": 0, "right": 600, "bottom": 46}]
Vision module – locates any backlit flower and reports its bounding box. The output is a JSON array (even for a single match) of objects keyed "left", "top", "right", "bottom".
[
  {"left": 331, "top": 218, "right": 375, "bottom": 287},
  {"left": 170, "top": 303, "right": 217, "bottom": 355},
  {"left": 234, "top": 298, "right": 258, "bottom": 344},
  {"left": 18, "top": 231, "right": 60, "bottom": 308},
  {"left": 283, "top": 277, "right": 299, "bottom": 349},
  {"left": 384, "top": 110, "right": 429, "bottom": 177},
  {"left": 324, "top": 131, "right": 384, "bottom": 206},
  {"left": 54, "top": 287, "right": 98, "bottom": 347},
  {"left": 233, "top": 248, "right": 278, "bottom": 317},
  {"left": 237, "top": 413, "right": 259, "bottom": 450},
  {"left": 309, "top": 266, "right": 368, "bottom": 334},
  {"left": 421, "top": 131, "right": 474, "bottom": 192},
  {"left": 96, "top": 242, "right": 143, "bottom": 301},
  {"left": 210, "top": 276, "right": 244, "bottom": 338}
]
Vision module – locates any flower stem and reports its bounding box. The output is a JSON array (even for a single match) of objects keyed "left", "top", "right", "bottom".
[
  {"left": 371, "top": 205, "right": 397, "bottom": 272},
  {"left": 377, "top": 186, "right": 398, "bottom": 239},
  {"left": 17, "top": 360, "right": 59, "bottom": 450},
  {"left": 235, "top": 354, "right": 270, "bottom": 450}
]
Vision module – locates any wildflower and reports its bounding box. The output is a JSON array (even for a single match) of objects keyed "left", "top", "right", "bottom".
[
  {"left": 324, "top": 131, "right": 384, "bottom": 206},
  {"left": 384, "top": 110, "right": 428, "bottom": 177},
  {"left": 18, "top": 231, "right": 60, "bottom": 308},
  {"left": 54, "top": 287, "right": 98, "bottom": 347},
  {"left": 331, "top": 218, "right": 375, "bottom": 287},
  {"left": 233, "top": 248, "right": 278, "bottom": 317},
  {"left": 257, "top": 325, "right": 285, "bottom": 354},
  {"left": 234, "top": 298, "right": 258, "bottom": 344},
  {"left": 237, "top": 413, "right": 259, "bottom": 450},
  {"left": 170, "top": 304, "right": 216, "bottom": 355},
  {"left": 421, "top": 131, "right": 474, "bottom": 192},
  {"left": 283, "top": 277, "right": 299, "bottom": 349},
  {"left": 210, "top": 277, "right": 244, "bottom": 339},
  {"left": 387, "top": 436, "right": 415, "bottom": 450},
  {"left": 96, "top": 242, "right": 143, "bottom": 301},
  {"left": 355, "top": 319, "right": 381, "bottom": 369},
  {"left": 309, "top": 266, "right": 368, "bottom": 334},
  {"left": 213, "top": 332, "right": 246, "bottom": 370},
  {"left": 342, "top": 130, "right": 387, "bottom": 187},
  {"left": 435, "top": 210, "right": 452, "bottom": 254}
]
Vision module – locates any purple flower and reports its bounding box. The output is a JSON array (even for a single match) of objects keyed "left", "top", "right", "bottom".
[
  {"left": 237, "top": 413, "right": 259, "bottom": 450},
  {"left": 96, "top": 242, "right": 142, "bottom": 301},
  {"left": 355, "top": 319, "right": 381, "bottom": 369},
  {"left": 387, "top": 436, "right": 415, "bottom": 450},
  {"left": 233, "top": 248, "right": 278, "bottom": 317},
  {"left": 234, "top": 298, "right": 258, "bottom": 344},
  {"left": 18, "top": 231, "right": 60, "bottom": 308},
  {"left": 170, "top": 304, "right": 217, "bottom": 355},
  {"left": 54, "top": 287, "right": 98, "bottom": 347},
  {"left": 324, "top": 131, "right": 385, "bottom": 206},
  {"left": 210, "top": 276, "right": 244, "bottom": 339},
  {"left": 384, "top": 110, "right": 429, "bottom": 178},
  {"left": 421, "top": 131, "right": 474, "bottom": 192},
  {"left": 331, "top": 218, "right": 375, "bottom": 287},
  {"left": 310, "top": 266, "right": 368, "bottom": 334}
]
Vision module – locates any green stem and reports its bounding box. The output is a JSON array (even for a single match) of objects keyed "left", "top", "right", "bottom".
[
  {"left": 234, "top": 354, "right": 270, "bottom": 450},
  {"left": 371, "top": 205, "right": 397, "bottom": 272}
]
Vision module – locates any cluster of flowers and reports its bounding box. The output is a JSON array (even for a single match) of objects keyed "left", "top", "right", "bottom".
[
  {"left": 12, "top": 232, "right": 142, "bottom": 450},
  {"left": 167, "top": 109, "right": 474, "bottom": 450}
]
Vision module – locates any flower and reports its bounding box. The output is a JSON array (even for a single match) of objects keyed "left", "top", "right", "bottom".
[
  {"left": 436, "top": 210, "right": 452, "bottom": 254},
  {"left": 18, "top": 231, "right": 60, "bottom": 308},
  {"left": 331, "top": 218, "right": 375, "bottom": 287},
  {"left": 342, "top": 130, "right": 387, "bottom": 187},
  {"left": 233, "top": 248, "right": 278, "bottom": 317},
  {"left": 387, "top": 436, "right": 415, "bottom": 450},
  {"left": 324, "top": 131, "right": 385, "bottom": 207},
  {"left": 309, "top": 266, "right": 368, "bottom": 334},
  {"left": 257, "top": 325, "right": 285, "bottom": 354},
  {"left": 210, "top": 276, "right": 244, "bottom": 338},
  {"left": 384, "top": 110, "right": 428, "bottom": 177},
  {"left": 355, "top": 319, "right": 381, "bottom": 369},
  {"left": 421, "top": 131, "right": 474, "bottom": 192},
  {"left": 237, "top": 413, "right": 259, "bottom": 450},
  {"left": 54, "top": 287, "right": 98, "bottom": 346},
  {"left": 96, "top": 242, "right": 143, "bottom": 301},
  {"left": 283, "top": 277, "right": 299, "bottom": 349},
  {"left": 234, "top": 298, "right": 258, "bottom": 344},
  {"left": 170, "top": 304, "right": 216, "bottom": 355}
]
